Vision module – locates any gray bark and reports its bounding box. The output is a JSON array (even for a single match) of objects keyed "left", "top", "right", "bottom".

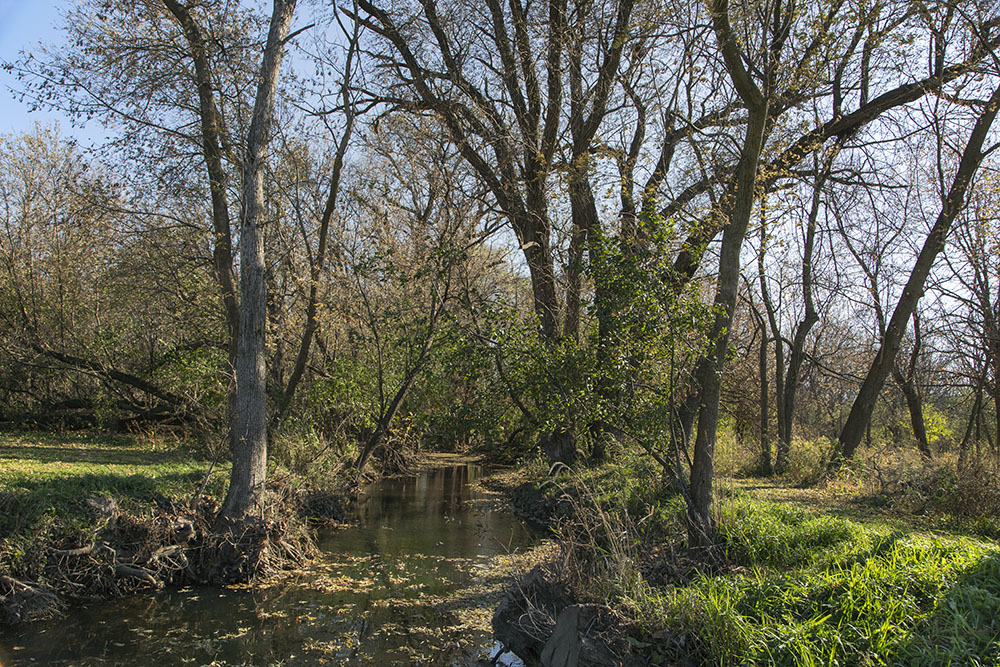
[
  {"left": 219, "top": 0, "right": 298, "bottom": 523},
  {"left": 687, "top": 0, "right": 773, "bottom": 549}
]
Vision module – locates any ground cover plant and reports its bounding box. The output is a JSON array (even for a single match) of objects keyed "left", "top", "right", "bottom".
[
  {"left": 510, "top": 443, "right": 1000, "bottom": 666},
  {"left": 0, "top": 431, "right": 225, "bottom": 542},
  {"left": 0, "top": 431, "right": 325, "bottom": 624}
]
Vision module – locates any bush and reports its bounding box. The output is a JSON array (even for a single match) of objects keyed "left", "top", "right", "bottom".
[{"left": 780, "top": 436, "right": 834, "bottom": 485}]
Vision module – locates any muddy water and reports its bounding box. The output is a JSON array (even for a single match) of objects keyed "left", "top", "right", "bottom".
[{"left": 0, "top": 464, "right": 536, "bottom": 665}]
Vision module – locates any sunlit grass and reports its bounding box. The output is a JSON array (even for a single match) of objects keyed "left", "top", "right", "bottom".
[
  {"left": 0, "top": 431, "right": 226, "bottom": 549},
  {"left": 534, "top": 454, "right": 1000, "bottom": 666},
  {"left": 664, "top": 496, "right": 1000, "bottom": 666}
]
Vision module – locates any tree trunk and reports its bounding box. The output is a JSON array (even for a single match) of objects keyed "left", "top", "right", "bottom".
[
  {"left": 688, "top": 0, "right": 770, "bottom": 548},
  {"left": 688, "top": 104, "right": 768, "bottom": 549},
  {"left": 219, "top": 0, "right": 297, "bottom": 523},
  {"left": 162, "top": 0, "right": 242, "bottom": 460},
  {"left": 777, "top": 162, "right": 826, "bottom": 470},
  {"left": 355, "top": 371, "right": 417, "bottom": 473},
  {"left": 837, "top": 82, "right": 1000, "bottom": 461},
  {"left": 897, "top": 373, "right": 931, "bottom": 459},
  {"left": 522, "top": 230, "right": 561, "bottom": 343},
  {"left": 753, "top": 309, "right": 772, "bottom": 475},
  {"left": 757, "top": 216, "right": 786, "bottom": 470},
  {"left": 958, "top": 379, "right": 983, "bottom": 468},
  {"left": 568, "top": 158, "right": 616, "bottom": 464},
  {"left": 891, "top": 312, "right": 931, "bottom": 459},
  {"left": 563, "top": 223, "right": 586, "bottom": 342}
]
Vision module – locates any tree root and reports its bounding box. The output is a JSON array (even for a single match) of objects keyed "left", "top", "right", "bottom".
[{"left": 2, "top": 486, "right": 320, "bottom": 628}]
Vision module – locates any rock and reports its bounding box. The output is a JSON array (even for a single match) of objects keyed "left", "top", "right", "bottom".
[
  {"left": 493, "top": 566, "right": 571, "bottom": 665},
  {"left": 85, "top": 496, "right": 119, "bottom": 519},
  {"left": 540, "top": 605, "right": 582, "bottom": 667},
  {"left": 541, "top": 604, "right": 634, "bottom": 667},
  {"left": 493, "top": 567, "right": 643, "bottom": 667}
]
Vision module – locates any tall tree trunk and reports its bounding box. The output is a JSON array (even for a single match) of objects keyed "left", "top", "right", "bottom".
[
  {"left": 751, "top": 306, "right": 772, "bottom": 475},
  {"left": 776, "top": 168, "right": 824, "bottom": 470},
  {"left": 757, "top": 214, "right": 786, "bottom": 468},
  {"left": 687, "top": 105, "right": 766, "bottom": 548},
  {"left": 576, "top": 170, "right": 616, "bottom": 464},
  {"left": 162, "top": 0, "right": 241, "bottom": 453},
  {"left": 838, "top": 82, "right": 1000, "bottom": 461},
  {"left": 522, "top": 226, "right": 561, "bottom": 343},
  {"left": 687, "top": 0, "right": 770, "bottom": 550},
  {"left": 219, "top": 0, "right": 297, "bottom": 523}
]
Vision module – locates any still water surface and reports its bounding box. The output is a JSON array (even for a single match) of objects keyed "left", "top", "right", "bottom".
[{"left": 0, "top": 464, "right": 534, "bottom": 665}]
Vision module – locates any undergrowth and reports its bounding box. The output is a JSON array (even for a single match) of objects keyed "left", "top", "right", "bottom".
[{"left": 536, "top": 459, "right": 1000, "bottom": 666}]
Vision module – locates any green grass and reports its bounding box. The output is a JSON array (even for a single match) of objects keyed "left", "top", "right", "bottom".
[
  {"left": 0, "top": 431, "right": 227, "bottom": 560},
  {"left": 538, "top": 457, "right": 1000, "bottom": 666},
  {"left": 661, "top": 495, "right": 1000, "bottom": 666}
]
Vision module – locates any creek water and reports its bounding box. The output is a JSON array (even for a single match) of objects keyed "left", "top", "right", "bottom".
[{"left": 0, "top": 463, "right": 536, "bottom": 665}]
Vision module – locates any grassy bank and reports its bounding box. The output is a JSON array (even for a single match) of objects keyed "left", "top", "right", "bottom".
[
  {"left": 0, "top": 431, "right": 227, "bottom": 546},
  {"left": 0, "top": 431, "right": 326, "bottom": 625},
  {"left": 513, "top": 452, "right": 1000, "bottom": 666},
  {"left": 669, "top": 500, "right": 1000, "bottom": 665}
]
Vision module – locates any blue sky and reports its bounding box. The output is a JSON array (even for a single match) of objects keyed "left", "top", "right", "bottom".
[{"left": 0, "top": 0, "right": 75, "bottom": 137}]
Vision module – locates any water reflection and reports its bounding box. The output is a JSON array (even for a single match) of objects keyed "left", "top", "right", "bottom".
[{"left": 0, "top": 464, "right": 534, "bottom": 665}]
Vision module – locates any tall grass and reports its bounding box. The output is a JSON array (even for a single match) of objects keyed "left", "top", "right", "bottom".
[{"left": 667, "top": 496, "right": 1000, "bottom": 666}]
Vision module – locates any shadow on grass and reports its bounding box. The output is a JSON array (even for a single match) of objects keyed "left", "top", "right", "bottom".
[
  {"left": 895, "top": 549, "right": 1000, "bottom": 664},
  {"left": 0, "top": 469, "right": 210, "bottom": 538},
  {"left": 0, "top": 444, "right": 177, "bottom": 466}
]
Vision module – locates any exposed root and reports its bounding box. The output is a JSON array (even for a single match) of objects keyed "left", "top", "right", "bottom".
[
  {"left": 371, "top": 438, "right": 418, "bottom": 476},
  {"left": 1, "top": 486, "right": 320, "bottom": 627},
  {"left": 0, "top": 575, "right": 63, "bottom": 626}
]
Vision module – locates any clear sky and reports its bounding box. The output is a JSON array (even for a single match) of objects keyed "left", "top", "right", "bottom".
[{"left": 0, "top": 0, "right": 81, "bottom": 138}]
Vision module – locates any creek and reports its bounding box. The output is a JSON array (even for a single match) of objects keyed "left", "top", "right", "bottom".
[{"left": 0, "top": 463, "right": 536, "bottom": 665}]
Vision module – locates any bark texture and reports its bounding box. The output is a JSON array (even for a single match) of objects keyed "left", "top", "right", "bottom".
[{"left": 219, "top": 0, "right": 298, "bottom": 523}]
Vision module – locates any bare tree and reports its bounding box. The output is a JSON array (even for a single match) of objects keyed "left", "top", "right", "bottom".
[{"left": 837, "top": 81, "right": 1000, "bottom": 461}]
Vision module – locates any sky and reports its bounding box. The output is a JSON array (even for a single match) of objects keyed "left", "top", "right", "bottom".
[{"left": 0, "top": 0, "right": 80, "bottom": 138}]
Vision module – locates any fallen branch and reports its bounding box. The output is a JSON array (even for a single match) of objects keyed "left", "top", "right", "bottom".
[
  {"left": 50, "top": 544, "right": 97, "bottom": 558},
  {"left": 114, "top": 565, "right": 161, "bottom": 588},
  {"left": 150, "top": 544, "right": 187, "bottom": 563}
]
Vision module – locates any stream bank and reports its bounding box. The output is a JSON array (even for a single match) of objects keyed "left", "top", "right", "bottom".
[{"left": 1, "top": 462, "right": 553, "bottom": 665}]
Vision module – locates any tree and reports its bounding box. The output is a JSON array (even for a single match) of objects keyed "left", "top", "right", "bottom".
[
  {"left": 217, "top": 0, "right": 299, "bottom": 522},
  {"left": 837, "top": 81, "right": 1000, "bottom": 461},
  {"left": 684, "top": 0, "right": 775, "bottom": 550}
]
